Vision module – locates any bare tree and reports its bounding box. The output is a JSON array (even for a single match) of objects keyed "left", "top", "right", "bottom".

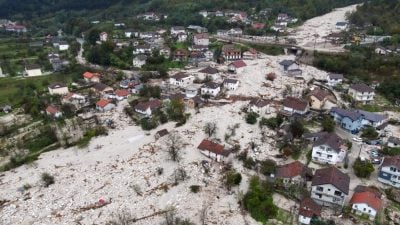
[
  {"left": 173, "top": 167, "right": 188, "bottom": 185},
  {"left": 203, "top": 122, "right": 217, "bottom": 137},
  {"left": 164, "top": 132, "right": 184, "bottom": 162}
]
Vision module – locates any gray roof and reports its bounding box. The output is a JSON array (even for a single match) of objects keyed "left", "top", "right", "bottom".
[
  {"left": 388, "top": 136, "right": 400, "bottom": 145},
  {"left": 312, "top": 167, "right": 350, "bottom": 194},
  {"left": 330, "top": 107, "right": 363, "bottom": 121},
  {"left": 328, "top": 73, "right": 344, "bottom": 80},
  {"left": 313, "top": 132, "right": 343, "bottom": 153},
  {"left": 303, "top": 131, "right": 328, "bottom": 140},
  {"left": 355, "top": 110, "right": 386, "bottom": 123},
  {"left": 279, "top": 59, "right": 297, "bottom": 67},
  {"left": 202, "top": 82, "right": 220, "bottom": 89},
  {"left": 223, "top": 78, "right": 238, "bottom": 84},
  {"left": 135, "top": 54, "right": 148, "bottom": 61},
  {"left": 199, "top": 66, "right": 219, "bottom": 74},
  {"left": 48, "top": 83, "right": 66, "bottom": 89},
  {"left": 350, "top": 83, "right": 374, "bottom": 93}
]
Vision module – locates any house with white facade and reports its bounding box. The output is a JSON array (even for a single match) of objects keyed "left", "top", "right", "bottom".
[
  {"left": 222, "top": 44, "right": 241, "bottom": 61},
  {"left": 58, "top": 41, "right": 69, "bottom": 51},
  {"left": 48, "top": 83, "right": 69, "bottom": 95},
  {"left": 388, "top": 136, "right": 400, "bottom": 148},
  {"left": 25, "top": 64, "right": 42, "bottom": 76},
  {"left": 355, "top": 109, "right": 387, "bottom": 128},
  {"left": 311, "top": 132, "right": 347, "bottom": 165},
  {"left": 282, "top": 97, "right": 308, "bottom": 115},
  {"left": 275, "top": 161, "right": 312, "bottom": 185},
  {"left": 201, "top": 82, "right": 221, "bottom": 97},
  {"left": 133, "top": 54, "right": 147, "bottom": 68},
  {"left": 171, "top": 26, "right": 185, "bottom": 35},
  {"left": 134, "top": 44, "right": 152, "bottom": 54},
  {"left": 311, "top": 167, "right": 350, "bottom": 207},
  {"left": 248, "top": 99, "right": 273, "bottom": 115},
  {"left": 96, "top": 99, "right": 115, "bottom": 112},
  {"left": 326, "top": 73, "right": 344, "bottom": 87},
  {"left": 134, "top": 99, "right": 162, "bottom": 117},
  {"left": 335, "top": 22, "right": 349, "bottom": 30},
  {"left": 197, "top": 139, "right": 230, "bottom": 162},
  {"left": 46, "top": 105, "right": 63, "bottom": 118},
  {"left": 349, "top": 83, "right": 375, "bottom": 104},
  {"left": 169, "top": 72, "right": 194, "bottom": 87},
  {"left": 350, "top": 186, "right": 382, "bottom": 220},
  {"left": 378, "top": 155, "right": 400, "bottom": 188},
  {"left": 177, "top": 33, "right": 188, "bottom": 42},
  {"left": 298, "top": 198, "right": 322, "bottom": 225},
  {"left": 193, "top": 33, "right": 209, "bottom": 46},
  {"left": 99, "top": 32, "right": 108, "bottom": 42},
  {"left": 279, "top": 60, "right": 299, "bottom": 74},
  {"left": 223, "top": 79, "right": 239, "bottom": 90}
]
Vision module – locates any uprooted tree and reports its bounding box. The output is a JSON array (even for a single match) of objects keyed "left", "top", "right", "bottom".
[
  {"left": 164, "top": 132, "right": 184, "bottom": 162},
  {"left": 203, "top": 122, "right": 217, "bottom": 137}
]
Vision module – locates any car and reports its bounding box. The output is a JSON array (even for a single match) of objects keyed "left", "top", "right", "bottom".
[
  {"left": 370, "top": 150, "right": 379, "bottom": 157},
  {"left": 365, "top": 139, "right": 383, "bottom": 145},
  {"left": 352, "top": 137, "right": 363, "bottom": 142},
  {"left": 372, "top": 158, "right": 381, "bottom": 164}
]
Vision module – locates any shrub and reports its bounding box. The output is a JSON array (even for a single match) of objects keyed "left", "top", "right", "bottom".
[
  {"left": 360, "top": 127, "right": 379, "bottom": 140},
  {"left": 353, "top": 158, "right": 374, "bottom": 178},
  {"left": 259, "top": 115, "right": 283, "bottom": 130},
  {"left": 381, "top": 147, "right": 400, "bottom": 156},
  {"left": 41, "top": 173, "right": 55, "bottom": 187},
  {"left": 260, "top": 159, "right": 276, "bottom": 176},
  {"left": 225, "top": 170, "right": 242, "bottom": 190},
  {"left": 190, "top": 185, "right": 201, "bottom": 193},
  {"left": 246, "top": 112, "right": 259, "bottom": 124},
  {"left": 322, "top": 115, "right": 335, "bottom": 132},
  {"left": 140, "top": 118, "right": 158, "bottom": 130}
]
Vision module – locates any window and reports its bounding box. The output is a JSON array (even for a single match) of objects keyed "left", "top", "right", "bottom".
[
  {"left": 316, "top": 186, "right": 323, "bottom": 192},
  {"left": 327, "top": 155, "right": 333, "bottom": 159},
  {"left": 368, "top": 210, "right": 371, "bottom": 213},
  {"left": 328, "top": 189, "right": 331, "bottom": 191},
  {"left": 363, "top": 208, "right": 366, "bottom": 211},
  {"left": 390, "top": 167, "right": 397, "bottom": 172},
  {"left": 316, "top": 193, "right": 322, "bottom": 198},
  {"left": 334, "top": 191, "right": 342, "bottom": 196}
]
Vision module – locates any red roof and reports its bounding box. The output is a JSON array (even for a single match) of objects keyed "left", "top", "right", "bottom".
[
  {"left": 115, "top": 89, "right": 130, "bottom": 97},
  {"left": 96, "top": 99, "right": 110, "bottom": 108},
  {"left": 46, "top": 105, "right": 60, "bottom": 114},
  {"left": 83, "top": 72, "right": 100, "bottom": 79},
  {"left": 230, "top": 60, "right": 247, "bottom": 68},
  {"left": 350, "top": 191, "right": 382, "bottom": 211},
  {"left": 299, "top": 198, "right": 322, "bottom": 218},
  {"left": 252, "top": 23, "right": 266, "bottom": 29},
  {"left": 197, "top": 139, "right": 227, "bottom": 155},
  {"left": 276, "top": 161, "right": 311, "bottom": 178}
]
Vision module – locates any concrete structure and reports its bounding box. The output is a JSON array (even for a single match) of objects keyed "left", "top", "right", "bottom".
[
  {"left": 197, "top": 139, "right": 230, "bottom": 162},
  {"left": 25, "top": 64, "right": 42, "bottom": 76},
  {"left": 349, "top": 84, "right": 375, "bottom": 104},
  {"left": 169, "top": 72, "right": 194, "bottom": 87},
  {"left": 311, "top": 132, "right": 347, "bottom": 165},
  {"left": 378, "top": 155, "right": 400, "bottom": 188},
  {"left": 200, "top": 82, "right": 221, "bottom": 97},
  {"left": 48, "top": 83, "right": 69, "bottom": 95}
]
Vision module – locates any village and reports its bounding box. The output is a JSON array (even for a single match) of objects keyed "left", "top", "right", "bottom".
[{"left": 0, "top": 3, "right": 400, "bottom": 225}]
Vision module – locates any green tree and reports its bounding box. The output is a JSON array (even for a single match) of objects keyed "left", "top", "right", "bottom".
[
  {"left": 166, "top": 99, "right": 185, "bottom": 122},
  {"left": 322, "top": 115, "right": 335, "bottom": 132},
  {"left": 260, "top": 159, "right": 276, "bottom": 176},
  {"left": 361, "top": 127, "right": 379, "bottom": 140},
  {"left": 353, "top": 158, "right": 374, "bottom": 178},
  {"left": 246, "top": 112, "right": 259, "bottom": 125},
  {"left": 290, "top": 119, "right": 305, "bottom": 138},
  {"left": 224, "top": 170, "right": 242, "bottom": 191}
]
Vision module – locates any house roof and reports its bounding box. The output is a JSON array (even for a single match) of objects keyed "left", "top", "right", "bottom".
[
  {"left": 135, "top": 54, "right": 148, "bottom": 61},
  {"left": 282, "top": 97, "right": 307, "bottom": 111},
  {"left": 223, "top": 78, "right": 239, "bottom": 84},
  {"left": 330, "top": 107, "right": 363, "bottom": 121},
  {"left": 156, "top": 129, "right": 169, "bottom": 137},
  {"left": 202, "top": 82, "right": 220, "bottom": 89},
  {"left": 354, "top": 185, "right": 382, "bottom": 198},
  {"left": 276, "top": 161, "right": 312, "bottom": 179},
  {"left": 279, "top": 59, "right": 297, "bottom": 67},
  {"left": 92, "top": 83, "right": 111, "bottom": 92},
  {"left": 249, "top": 99, "right": 271, "bottom": 108},
  {"left": 350, "top": 83, "right": 374, "bottom": 93},
  {"left": 229, "top": 60, "right": 247, "bottom": 68},
  {"left": 350, "top": 191, "right": 382, "bottom": 211},
  {"left": 25, "top": 64, "right": 40, "bottom": 70},
  {"left": 303, "top": 131, "right": 329, "bottom": 140},
  {"left": 48, "top": 83, "right": 66, "bottom": 89},
  {"left": 382, "top": 155, "right": 400, "bottom": 170},
  {"left": 172, "top": 26, "right": 185, "bottom": 30},
  {"left": 96, "top": 99, "right": 111, "bottom": 108},
  {"left": 135, "top": 99, "right": 161, "bottom": 111},
  {"left": 115, "top": 89, "right": 130, "bottom": 97},
  {"left": 312, "top": 167, "right": 350, "bottom": 194},
  {"left": 171, "top": 72, "right": 190, "bottom": 80},
  {"left": 299, "top": 197, "right": 322, "bottom": 218},
  {"left": 388, "top": 136, "right": 400, "bottom": 145},
  {"left": 313, "top": 132, "right": 344, "bottom": 153},
  {"left": 310, "top": 88, "right": 330, "bottom": 101},
  {"left": 83, "top": 71, "right": 100, "bottom": 79},
  {"left": 194, "top": 33, "right": 209, "bottom": 39},
  {"left": 199, "top": 66, "right": 219, "bottom": 74},
  {"left": 197, "top": 139, "right": 229, "bottom": 156},
  {"left": 46, "top": 105, "right": 60, "bottom": 114},
  {"left": 328, "top": 73, "right": 344, "bottom": 80},
  {"left": 355, "top": 110, "right": 386, "bottom": 123}
]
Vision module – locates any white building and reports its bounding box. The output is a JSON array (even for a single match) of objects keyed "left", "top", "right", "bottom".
[
  {"left": 58, "top": 41, "right": 69, "bottom": 51},
  {"left": 326, "top": 73, "right": 344, "bottom": 87},
  {"left": 349, "top": 83, "right": 375, "bottom": 104},
  {"left": 311, "top": 133, "right": 347, "bottom": 165},
  {"left": 201, "top": 82, "right": 220, "bottom": 97},
  {"left": 279, "top": 60, "right": 300, "bottom": 74},
  {"left": 133, "top": 54, "right": 147, "bottom": 68},
  {"left": 282, "top": 97, "right": 308, "bottom": 115},
  {"left": 311, "top": 167, "right": 350, "bottom": 207},
  {"left": 336, "top": 22, "right": 349, "bottom": 30},
  {"left": 100, "top": 32, "right": 108, "bottom": 42},
  {"left": 350, "top": 190, "right": 382, "bottom": 220},
  {"left": 25, "top": 64, "right": 42, "bottom": 76},
  {"left": 193, "top": 33, "right": 209, "bottom": 46},
  {"left": 185, "top": 85, "right": 198, "bottom": 98},
  {"left": 171, "top": 26, "right": 185, "bottom": 36},
  {"left": 298, "top": 198, "right": 322, "bottom": 225},
  {"left": 248, "top": 99, "right": 273, "bottom": 115},
  {"left": 134, "top": 99, "right": 161, "bottom": 117},
  {"left": 197, "top": 139, "right": 230, "bottom": 162},
  {"left": 169, "top": 72, "right": 194, "bottom": 87},
  {"left": 177, "top": 33, "right": 188, "bottom": 42},
  {"left": 48, "top": 83, "right": 69, "bottom": 95},
  {"left": 223, "top": 79, "right": 239, "bottom": 90},
  {"left": 388, "top": 136, "right": 400, "bottom": 148},
  {"left": 378, "top": 155, "right": 400, "bottom": 188}
]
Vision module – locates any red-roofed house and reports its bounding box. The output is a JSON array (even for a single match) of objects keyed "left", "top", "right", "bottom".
[
  {"left": 298, "top": 198, "right": 322, "bottom": 225},
  {"left": 134, "top": 99, "right": 162, "bottom": 116},
  {"left": 252, "top": 23, "right": 266, "bottom": 30},
  {"left": 83, "top": 72, "right": 101, "bottom": 83},
  {"left": 197, "top": 139, "right": 230, "bottom": 162},
  {"left": 115, "top": 89, "right": 130, "bottom": 100},
  {"left": 350, "top": 190, "right": 382, "bottom": 219},
  {"left": 96, "top": 99, "right": 115, "bottom": 112},
  {"left": 275, "top": 161, "right": 312, "bottom": 184},
  {"left": 222, "top": 45, "right": 241, "bottom": 61},
  {"left": 228, "top": 60, "right": 247, "bottom": 73},
  {"left": 46, "top": 105, "right": 62, "bottom": 118},
  {"left": 243, "top": 48, "right": 258, "bottom": 60}
]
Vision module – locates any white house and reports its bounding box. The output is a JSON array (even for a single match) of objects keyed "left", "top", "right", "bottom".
[
  {"left": 326, "top": 73, "right": 344, "bottom": 87},
  {"left": 311, "top": 132, "right": 347, "bottom": 165},
  {"left": 282, "top": 97, "right": 308, "bottom": 115},
  {"left": 100, "top": 32, "right": 108, "bottom": 42},
  {"left": 134, "top": 99, "right": 162, "bottom": 117},
  {"left": 177, "top": 33, "right": 188, "bottom": 42},
  {"left": 223, "top": 79, "right": 239, "bottom": 90},
  {"left": 335, "top": 22, "right": 349, "bottom": 30},
  {"left": 349, "top": 83, "right": 375, "bottom": 104},
  {"left": 46, "top": 105, "right": 63, "bottom": 118},
  {"left": 185, "top": 85, "right": 198, "bottom": 98},
  {"left": 350, "top": 189, "right": 382, "bottom": 220},
  {"left": 197, "top": 139, "right": 230, "bottom": 162},
  {"left": 279, "top": 60, "right": 299, "bottom": 74},
  {"left": 248, "top": 99, "right": 273, "bottom": 115},
  {"left": 311, "top": 167, "right": 350, "bottom": 207},
  {"left": 96, "top": 99, "right": 115, "bottom": 112},
  {"left": 125, "top": 30, "right": 138, "bottom": 38},
  {"left": 48, "top": 83, "right": 69, "bottom": 95},
  {"left": 133, "top": 54, "right": 147, "bottom": 68},
  {"left": 134, "top": 45, "right": 152, "bottom": 54},
  {"left": 25, "top": 64, "right": 42, "bottom": 76},
  {"left": 193, "top": 33, "right": 209, "bottom": 46},
  {"left": 171, "top": 26, "right": 185, "bottom": 35},
  {"left": 298, "top": 198, "right": 322, "bottom": 225},
  {"left": 378, "top": 155, "right": 400, "bottom": 188},
  {"left": 58, "top": 41, "right": 69, "bottom": 51},
  {"left": 201, "top": 82, "right": 221, "bottom": 97},
  {"left": 169, "top": 72, "right": 194, "bottom": 87}
]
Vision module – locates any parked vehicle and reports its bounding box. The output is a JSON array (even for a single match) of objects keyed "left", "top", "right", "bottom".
[
  {"left": 365, "top": 139, "right": 383, "bottom": 145},
  {"left": 372, "top": 158, "right": 381, "bottom": 164},
  {"left": 352, "top": 137, "right": 363, "bottom": 142}
]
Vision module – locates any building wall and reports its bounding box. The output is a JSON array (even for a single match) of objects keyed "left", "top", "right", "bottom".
[
  {"left": 378, "top": 167, "right": 400, "bottom": 188},
  {"left": 49, "top": 87, "right": 69, "bottom": 95},
  {"left": 352, "top": 203, "right": 377, "bottom": 218},
  {"left": 312, "top": 145, "right": 344, "bottom": 165},
  {"left": 26, "top": 69, "right": 42, "bottom": 76},
  {"left": 349, "top": 89, "right": 375, "bottom": 103},
  {"left": 201, "top": 87, "right": 220, "bottom": 97},
  {"left": 311, "top": 184, "right": 346, "bottom": 206},
  {"left": 299, "top": 215, "right": 311, "bottom": 225}
]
